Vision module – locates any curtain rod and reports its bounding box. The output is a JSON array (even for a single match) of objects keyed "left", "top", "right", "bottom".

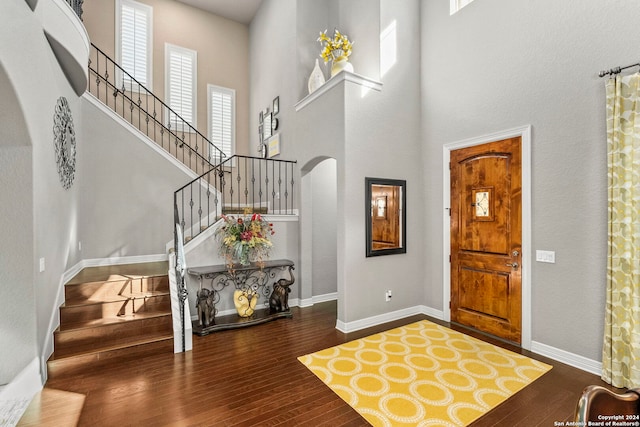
[{"left": 599, "top": 62, "right": 640, "bottom": 78}]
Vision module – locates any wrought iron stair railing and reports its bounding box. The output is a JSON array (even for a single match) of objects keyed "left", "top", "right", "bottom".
[
  {"left": 88, "top": 43, "right": 226, "bottom": 176},
  {"left": 174, "top": 155, "right": 297, "bottom": 245}
]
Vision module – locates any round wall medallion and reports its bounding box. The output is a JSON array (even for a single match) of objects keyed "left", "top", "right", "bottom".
[{"left": 53, "top": 96, "right": 76, "bottom": 189}]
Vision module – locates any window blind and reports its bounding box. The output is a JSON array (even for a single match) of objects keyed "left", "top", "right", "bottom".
[
  {"left": 208, "top": 85, "right": 235, "bottom": 161},
  {"left": 166, "top": 44, "right": 197, "bottom": 130},
  {"left": 118, "top": 0, "right": 152, "bottom": 89}
]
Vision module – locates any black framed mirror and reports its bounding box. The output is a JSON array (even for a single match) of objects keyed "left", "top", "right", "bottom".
[{"left": 365, "top": 177, "right": 406, "bottom": 257}]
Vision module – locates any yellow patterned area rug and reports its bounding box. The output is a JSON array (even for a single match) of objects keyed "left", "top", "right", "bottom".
[{"left": 298, "top": 320, "right": 551, "bottom": 426}]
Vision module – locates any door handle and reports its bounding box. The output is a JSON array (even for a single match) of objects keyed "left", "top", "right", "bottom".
[{"left": 506, "top": 262, "right": 519, "bottom": 269}]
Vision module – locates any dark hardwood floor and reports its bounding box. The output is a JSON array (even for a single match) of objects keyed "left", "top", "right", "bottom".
[{"left": 41, "top": 301, "right": 613, "bottom": 426}]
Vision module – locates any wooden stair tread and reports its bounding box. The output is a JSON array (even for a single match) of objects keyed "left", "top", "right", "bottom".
[
  {"left": 58, "top": 311, "right": 172, "bottom": 332},
  {"left": 64, "top": 273, "right": 169, "bottom": 286},
  {"left": 46, "top": 338, "right": 174, "bottom": 378},
  {"left": 62, "top": 290, "right": 170, "bottom": 306},
  {"left": 50, "top": 333, "right": 173, "bottom": 361},
  {"left": 66, "top": 261, "right": 169, "bottom": 285}
]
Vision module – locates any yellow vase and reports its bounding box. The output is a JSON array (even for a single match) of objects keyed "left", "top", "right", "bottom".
[
  {"left": 330, "top": 56, "right": 353, "bottom": 77},
  {"left": 233, "top": 290, "right": 258, "bottom": 317}
]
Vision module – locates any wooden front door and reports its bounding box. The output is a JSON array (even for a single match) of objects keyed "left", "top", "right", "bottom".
[{"left": 450, "top": 137, "right": 522, "bottom": 343}]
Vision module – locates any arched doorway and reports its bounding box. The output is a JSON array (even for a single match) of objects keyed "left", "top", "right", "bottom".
[{"left": 299, "top": 157, "right": 338, "bottom": 308}]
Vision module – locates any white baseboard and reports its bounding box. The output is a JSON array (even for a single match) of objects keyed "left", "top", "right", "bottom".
[
  {"left": 336, "top": 305, "right": 429, "bottom": 333},
  {"left": 298, "top": 298, "right": 314, "bottom": 308},
  {"left": 422, "top": 306, "right": 444, "bottom": 320},
  {"left": 531, "top": 341, "right": 602, "bottom": 376},
  {"left": 312, "top": 292, "right": 337, "bottom": 304}
]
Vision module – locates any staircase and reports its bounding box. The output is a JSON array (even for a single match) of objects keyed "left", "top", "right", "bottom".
[
  {"left": 47, "top": 262, "right": 173, "bottom": 375},
  {"left": 88, "top": 43, "right": 225, "bottom": 177}
]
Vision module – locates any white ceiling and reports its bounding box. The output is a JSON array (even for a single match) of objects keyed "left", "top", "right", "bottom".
[{"left": 174, "top": 0, "right": 263, "bottom": 25}]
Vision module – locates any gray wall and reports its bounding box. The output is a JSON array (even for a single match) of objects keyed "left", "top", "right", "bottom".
[
  {"left": 420, "top": 0, "right": 640, "bottom": 360},
  {"left": 0, "top": 0, "right": 83, "bottom": 383},
  {"left": 78, "top": 98, "right": 194, "bottom": 259},
  {"left": 0, "top": 20, "right": 36, "bottom": 383},
  {"left": 0, "top": 146, "right": 35, "bottom": 384},
  {"left": 339, "top": 0, "right": 423, "bottom": 323}
]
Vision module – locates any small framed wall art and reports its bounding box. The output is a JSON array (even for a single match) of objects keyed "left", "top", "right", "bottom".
[
  {"left": 263, "top": 113, "right": 272, "bottom": 141},
  {"left": 267, "top": 134, "right": 280, "bottom": 158}
]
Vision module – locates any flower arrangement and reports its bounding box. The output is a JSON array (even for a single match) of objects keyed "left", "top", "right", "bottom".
[
  {"left": 215, "top": 212, "right": 275, "bottom": 267},
  {"left": 317, "top": 29, "right": 353, "bottom": 63}
]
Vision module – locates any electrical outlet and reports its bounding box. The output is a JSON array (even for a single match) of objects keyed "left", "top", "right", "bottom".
[
  {"left": 39, "top": 257, "right": 45, "bottom": 272},
  {"left": 385, "top": 290, "right": 392, "bottom": 302}
]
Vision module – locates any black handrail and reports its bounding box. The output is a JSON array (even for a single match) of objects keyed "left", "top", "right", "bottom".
[
  {"left": 88, "top": 43, "right": 226, "bottom": 175},
  {"left": 174, "top": 155, "right": 297, "bottom": 245}
]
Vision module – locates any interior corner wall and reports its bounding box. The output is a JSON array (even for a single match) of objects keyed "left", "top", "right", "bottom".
[
  {"left": 82, "top": 0, "right": 250, "bottom": 155},
  {"left": 419, "top": 0, "right": 640, "bottom": 361}
]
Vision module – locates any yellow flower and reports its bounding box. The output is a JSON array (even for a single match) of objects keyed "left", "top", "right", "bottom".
[{"left": 318, "top": 28, "right": 353, "bottom": 63}]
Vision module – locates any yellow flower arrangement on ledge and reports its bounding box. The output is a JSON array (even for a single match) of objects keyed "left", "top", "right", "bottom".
[
  {"left": 215, "top": 212, "right": 275, "bottom": 268},
  {"left": 318, "top": 28, "right": 353, "bottom": 63}
]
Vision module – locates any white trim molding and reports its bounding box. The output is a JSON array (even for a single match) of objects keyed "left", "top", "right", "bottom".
[
  {"left": 336, "top": 306, "right": 432, "bottom": 334},
  {"left": 531, "top": 341, "right": 602, "bottom": 376},
  {"left": 312, "top": 292, "right": 338, "bottom": 304},
  {"left": 442, "top": 125, "right": 532, "bottom": 350},
  {"left": 294, "top": 71, "right": 382, "bottom": 112}
]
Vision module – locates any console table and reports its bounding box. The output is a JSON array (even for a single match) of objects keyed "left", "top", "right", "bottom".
[{"left": 187, "top": 259, "right": 294, "bottom": 335}]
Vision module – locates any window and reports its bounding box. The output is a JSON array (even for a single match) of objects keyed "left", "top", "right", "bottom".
[
  {"left": 208, "top": 85, "right": 235, "bottom": 162},
  {"left": 450, "top": 0, "right": 475, "bottom": 14},
  {"left": 116, "top": 0, "right": 152, "bottom": 90},
  {"left": 165, "top": 44, "right": 197, "bottom": 130}
]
